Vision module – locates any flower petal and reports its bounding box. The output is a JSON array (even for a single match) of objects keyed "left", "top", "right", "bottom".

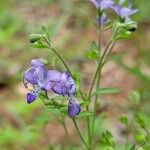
[
  {"left": 26, "top": 84, "right": 41, "bottom": 104},
  {"left": 51, "top": 82, "right": 65, "bottom": 95},
  {"left": 89, "top": 0, "right": 99, "bottom": 8},
  {"left": 120, "top": 7, "right": 138, "bottom": 18},
  {"left": 26, "top": 93, "right": 37, "bottom": 104},
  {"left": 24, "top": 67, "right": 36, "bottom": 84},
  {"left": 68, "top": 96, "right": 81, "bottom": 117},
  {"left": 61, "top": 71, "right": 76, "bottom": 95},
  {"left": 100, "top": 0, "right": 114, "bottom": 10},
  {"left": 24, "top": 64, "right": 46, "bottom": 85},
  {"left": 31, "top": 59, "right": 45, "bottom": 67},
  {"left": 47, "top": 70, "right": 62, "bottom": 81},
  {"left": 42, "top": 70, "right": 62, "bottom": 91}
]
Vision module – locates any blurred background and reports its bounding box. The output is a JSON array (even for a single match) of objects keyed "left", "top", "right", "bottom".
[{"left": 0, "top": 0, "right": 150, "bottom": 149}]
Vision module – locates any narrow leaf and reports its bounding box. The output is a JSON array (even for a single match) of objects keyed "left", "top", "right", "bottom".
[{"left": 92, "top": 87, "right": 121, "bottom": 96}]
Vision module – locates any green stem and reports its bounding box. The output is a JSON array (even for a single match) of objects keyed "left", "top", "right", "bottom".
[
  {"left": 86, "top": 112, "right": 91, "bottom": 149},
  {"left": 43, "top": 37, "right": 71, "bottom": 74},
  {"left": 72, "top": 118, "right": 89, "bottom": 149},
  {"left": 101, "top": 42, "right": 116, "bottom": 67},
  {"left": 91, "top": 22, "right": 102, "bottom": 147},
  {"left": 87, "top": 28, "right": 119, "bottom": 99},
  {"left": 86, "top": 28, "right": 119, "bottom": 149},
  {"left": 85, "top": 35, "right": 112, "bottom": 150},
  {"left": 88, "top": 39, "right": 113, "bottom": 99}
]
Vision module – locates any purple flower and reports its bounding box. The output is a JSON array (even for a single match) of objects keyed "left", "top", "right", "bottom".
[
  {"left": 90, "top": 0, "right": 114, "bottom": 10},
  {"left": 23, "top": 59, "right": 56, "bottom": 103},
  {"left": 68, "top": 96, "right": 81, "bottom": 118},
  {"left": 113, "top": 0, "right": 138, "bottom": 22},
  {"left": 23, "top": 60, "right": 81, "bottom": 117},
  {"left": 50, "top": 71, "right": 81, "bottom": 117},
  {"left": 50, "top": 71, "right": 76, "bottom": 96}
]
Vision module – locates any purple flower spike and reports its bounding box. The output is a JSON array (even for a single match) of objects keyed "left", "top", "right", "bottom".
[{"left": 68, "top": 96, "right": 81, "bottom": 118}]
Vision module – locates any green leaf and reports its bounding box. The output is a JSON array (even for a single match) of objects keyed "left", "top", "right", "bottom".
[
  {"left": 85, "top": 50, "right": 100, "bottom": 60},
  {"left": 100, "top": 131, "right": 115, "bottom": 148},
  {"left": 51, "top": 100, "right": 66, "bottom": 109},
  {"left": 118, "top": 114, "right": 129, "bottom": 126},
  {"left": 77, "top": 111, "right": 93, "bottom": 118},
  {"left": 134, "top": 114, "right": 145, "bottom": 128},
  {"left": 29, "top": 33, "right": 43, "bottom": 43},
  {"left": 80, "top": 100, "right": 90, "bottom": 108},
  {"left": 60, "top": 107, "right": 67, "bottom": 115},
  {"left": 92, "top": 87, "right": 121, "bottom": 96},
  {"left": 32, "top": 41, "right": 48, "bottom": 48},
  {"left": 46, "top": 107, "right": 65, "bottom": 116},
  {"left": 134, "top": 130, "right": 146, "bottom": 143},
  {"left": 42, "top": 26, "right": 50, "bottom": 43},
  {"left": 129, "top": 145, "right": 136, "bottom": 150},
  {"left": 128, "top": 91, "right": 140, "bottom": 105},
  {"left": 85, "top": 41, "right": 100, "bottom": 60}
]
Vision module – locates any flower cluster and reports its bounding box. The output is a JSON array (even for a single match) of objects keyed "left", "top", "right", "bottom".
[
  {"left": 23, "top": 59, "right": 81, "bottom": 117},
  {"left": 90, "top": 0, "right": 138, "bottom": 25}
]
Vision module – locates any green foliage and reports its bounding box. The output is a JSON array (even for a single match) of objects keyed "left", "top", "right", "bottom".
[
  {"left": 29, "top": 26, "right": 50, "bottom": 48},
  {"left": 77, "top": 111, "right": 93, "bottom": 118},
  {"left": 129, "top": 145, "right": 136, "bottom": 150},
  {"left": 42, "top": 26, "right": 50, "bottom": 43},
  {"left": 112, "top": 20, "right": 137, "bottom": 40},
  {"left": 92, "top": 87, "right": 121, "bottom": 96},
  {"left": 134, "top": 114, "right": 146, "bottom": 128},
  {"left": 39, "top": 94, "right": 68, "bottom": 117},
  {"left": 100, "top": 131, "right": 115, "bottom": 149},
  {"left": 80, "top": 100, "right": 90, "bottom": 108},
  {"left": 118, "top": 114, "right": 129, "bottom": 126},
  {"left": 134, "top": 130, "right": 146, "bottom": 143},
  {"left": 128, "top": 91, "right": 141, "bottom": 105},
  {"left": 85, "top": 41, "right": 100, "bottom": 60}
]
